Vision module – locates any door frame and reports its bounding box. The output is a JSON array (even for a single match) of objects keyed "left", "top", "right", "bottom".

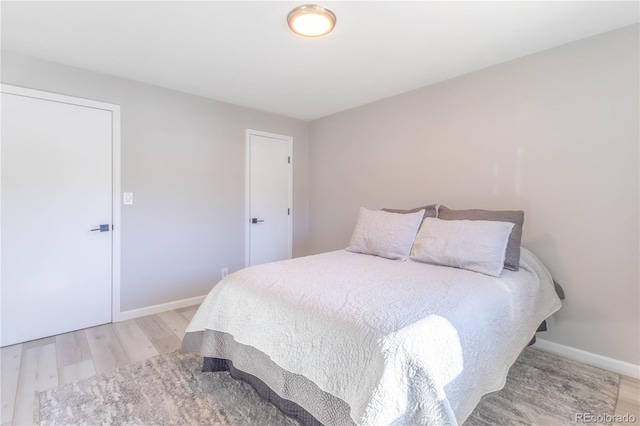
[
  {"left": 245, "top": 129, "right": 293, "bottom": 267},
  {"left": 0, "top": 84, "right": 122, "bottom": 322}
]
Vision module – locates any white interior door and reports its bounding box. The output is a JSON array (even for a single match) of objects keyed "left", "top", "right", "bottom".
[
  {"left": 1, "top": 88, "right": 115, "bottom": 346},
  {"left": 246, "top": 131, "right": 292, "bottom": 266}
]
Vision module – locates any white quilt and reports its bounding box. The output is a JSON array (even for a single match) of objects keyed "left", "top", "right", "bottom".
[{"left": 186, "top": 248, "right": 562, "bottom": 425}]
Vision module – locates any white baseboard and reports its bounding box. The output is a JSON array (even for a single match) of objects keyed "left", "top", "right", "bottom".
[
  {"left": 116, "top": 295, "right": 207, "bottom": 322},
  {"left": 534, "top": 338, "right": 640, "bottom": 379}
]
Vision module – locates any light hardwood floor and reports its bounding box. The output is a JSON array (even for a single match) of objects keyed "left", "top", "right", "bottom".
[
  {"left": 1, "top": 305, "right": 638, "bottom": 426},
  {"left": 614, "top": 375, "right": 640, "bottom": 426}
]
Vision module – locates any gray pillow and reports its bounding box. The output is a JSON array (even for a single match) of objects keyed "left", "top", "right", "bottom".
[
  {"left": 437, "top": 206, "right": 524, "bottom": 271},
  {"left": 382, "top": 204, "right": 438, "bottom": 218}
]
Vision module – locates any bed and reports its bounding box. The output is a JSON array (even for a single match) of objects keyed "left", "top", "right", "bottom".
[{"left": 182, "top": 246, "right": 562, "bottom": 425}]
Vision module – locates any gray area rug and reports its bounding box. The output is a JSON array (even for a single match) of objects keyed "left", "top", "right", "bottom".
[
  {"left": 465, "top": 348, "right": 619, "bottom": 426},
  {"left": 39, "top": 347, "right": 619, "bottom": 425}
]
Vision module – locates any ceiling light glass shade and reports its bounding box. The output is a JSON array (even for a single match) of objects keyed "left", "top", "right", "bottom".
[{"left": 287, "top": 4, "right": 336, "bottom": 37}]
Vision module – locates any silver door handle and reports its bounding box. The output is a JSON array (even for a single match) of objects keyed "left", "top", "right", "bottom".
[
  {"left": 251, "top": 218, "right": 265, "bottom": 224},
  {"left": 90, "top": 224, "right": 111, "bottom": 232}
]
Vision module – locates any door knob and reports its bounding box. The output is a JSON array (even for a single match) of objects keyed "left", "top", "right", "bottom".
[
  {"left": 90, "top": 224, "right": 111, "bottom": 232},
  {"left": 251, "top": 218, "right": 265, "bottom": 224}
]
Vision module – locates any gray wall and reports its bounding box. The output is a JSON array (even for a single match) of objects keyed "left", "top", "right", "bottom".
[
  {"left": 309, "top": 25, "right": 639, "bottom": 365},
  {"left": 2, "top": 51, "right": 310, "bottom": 312}
]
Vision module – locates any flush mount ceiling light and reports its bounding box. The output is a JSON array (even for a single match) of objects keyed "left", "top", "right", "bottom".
[{"left": 287, "top": 4, "right": 336, "bottom": 37}]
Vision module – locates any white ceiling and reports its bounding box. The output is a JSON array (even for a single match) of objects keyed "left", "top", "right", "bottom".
[{"left": 2, "top": 1, "right": 638, "bottom": 120}]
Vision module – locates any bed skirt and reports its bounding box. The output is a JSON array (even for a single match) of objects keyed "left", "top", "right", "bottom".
[
  {"left": 203, "top": 357, "right": 322, "bottom": 426},
  {"left": 182, "top": 329, "right": 355, "bottom": 426}
]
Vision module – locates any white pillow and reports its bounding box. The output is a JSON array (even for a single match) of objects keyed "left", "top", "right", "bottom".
[
  {"left": 346, "top": 207, "right": 425, "bottom": 261},
  {"left": 410, "top": 218, "right": 514, "bottom": 277}
]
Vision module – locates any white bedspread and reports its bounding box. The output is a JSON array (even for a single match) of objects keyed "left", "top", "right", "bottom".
[{"left": 186, "top": 248, "right": 561, "bottom": 425}]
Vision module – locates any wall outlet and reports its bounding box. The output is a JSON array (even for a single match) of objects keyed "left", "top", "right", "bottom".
[{"left": 221, "top": 268, "right": 229, "bottom": 279}]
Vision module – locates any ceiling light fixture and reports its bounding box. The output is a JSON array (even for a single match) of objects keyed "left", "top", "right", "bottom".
[{"left": 287, "top": 4, "right": 336, "bottom": 37}]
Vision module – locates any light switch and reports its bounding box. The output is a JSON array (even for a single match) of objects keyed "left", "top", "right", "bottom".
[{"left": 123, "top": 192, "right": 134, "bottom": 205}]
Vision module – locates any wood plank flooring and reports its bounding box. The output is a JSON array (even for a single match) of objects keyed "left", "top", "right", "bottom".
[
  {"left": 614, "top": 374, "right": 640, "bottom": 425},
  {"left": 1, "top": 305, "right": 638, "bottom": 425}
]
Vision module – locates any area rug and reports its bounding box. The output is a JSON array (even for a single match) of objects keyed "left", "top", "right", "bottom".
[
  {"left": 465, "top": 348, "right": 619, "bottom": 426},
  {"left": 39, "top": 347, "right": 619, "bottom": 425}
]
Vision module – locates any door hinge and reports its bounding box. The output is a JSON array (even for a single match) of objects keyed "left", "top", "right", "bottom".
[
  {"left": 288, "top": 156, "right": 291, "bottom": 164},
  {"left": 288, "top": 208, "right": 290, "bottom": 215}
]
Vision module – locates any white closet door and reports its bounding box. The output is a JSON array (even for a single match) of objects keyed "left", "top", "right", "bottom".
[
  {"left": 1, "top": 91, "right": 113, "bottom": 346},
  {"left": 247, "top": 132, "right": 292, "bottom": 266}
]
